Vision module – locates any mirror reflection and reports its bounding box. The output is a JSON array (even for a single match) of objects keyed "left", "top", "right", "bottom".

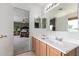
[
  {"left": 42, "top": 18, "right": 46, "bottom": 28},
  {"left": 34, "top": 17, "right": 41, "bottom": 28},
  {"left": 47, "top": 3, "right": 78, "bottom": 32},
  {"left": 34, "top": 17, "right": 47, "bottom": 28}
]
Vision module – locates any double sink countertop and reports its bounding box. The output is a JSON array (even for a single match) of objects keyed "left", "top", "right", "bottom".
[{"left": 32, "top": 31, "right": 79, "bottom": 54}]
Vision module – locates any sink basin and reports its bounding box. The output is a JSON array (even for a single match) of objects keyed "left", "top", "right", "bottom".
[
  {"left": 41, "top": 35, "right": 63, "bottom": 44},
  {"left": 46, "top": 35, "right": 63, "bottom": 44},
  {"left": 51, "top": 39, "right": 63, "bottom": 44}
]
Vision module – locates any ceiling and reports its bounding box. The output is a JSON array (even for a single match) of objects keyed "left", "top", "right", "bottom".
[
  {"left": 12, "top": 3, "right": 49, "bottom": 9},
  {"left": 34, "top": 3, "right": 49, "bottom": 8}
]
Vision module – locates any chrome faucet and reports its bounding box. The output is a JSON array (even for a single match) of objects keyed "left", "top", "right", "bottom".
[
  {"left": 42, "top": 35, "right": 48, "bottom": 40},
  {"left": 56, "top": 37, "right": 63, "bottom": 42}
]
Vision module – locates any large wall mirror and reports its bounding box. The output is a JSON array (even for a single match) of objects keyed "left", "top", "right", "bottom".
[{"left": 47, "top": 3, "right": 78, "bottom": 32}]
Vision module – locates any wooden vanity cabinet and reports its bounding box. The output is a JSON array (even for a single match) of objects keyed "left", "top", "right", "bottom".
[
  {"left": 35, "top": 39, "right": 40, "bottom": 56},
  {"left": 32, "top": 37, "right": 40, "bottom": 56},
  {"left": 47, "top": 45, "right": 62, "bottom": 56},
  {"left": 35, "top": 40, "right": 47, "bottom": 56},
  {"left": 32, "top": 37, "right": 76, "bottom": 56},
  {"left": 47, "top": 45, "right": 76, "bottom": 56},
  {"left": 39, "top": 41, "right": 47, "bottom": 56},
  {"left": 32, "top": 37, "right": 36, "bottom": 53},
  {"left": 32, "top": 37, "right": 47, "bottom": 56}
]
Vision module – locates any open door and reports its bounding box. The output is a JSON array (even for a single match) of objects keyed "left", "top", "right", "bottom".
[{"left": 0, "top": 4, "right": 13, "bottom": 56}]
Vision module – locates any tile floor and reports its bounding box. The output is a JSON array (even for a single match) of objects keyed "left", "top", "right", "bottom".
[{"left": 16, "top": 51, "right": 35, "bottom": 56}]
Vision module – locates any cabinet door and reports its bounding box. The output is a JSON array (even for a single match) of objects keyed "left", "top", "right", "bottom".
[
  {"left": 32, "top": 37, "right": 36, "bottom": 52},
  {"left": 35, "top": 39, "right": 40, "bottom": 56},
  {"left": 47, "top": 45, "right": 61, "bottom": 56},
  {"left": 39, "top": 41, "right": 47, "bottom": 56},
  {"left": 47, "top": 45, "right": 54, "bottom": 56},
  {"left": 52, "top": 47, "right": 61, "bottom": 56}
]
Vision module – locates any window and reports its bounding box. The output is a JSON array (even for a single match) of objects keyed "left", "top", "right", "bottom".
[{"left": 68, "top": 17, "right": 78, "bottom": 32}]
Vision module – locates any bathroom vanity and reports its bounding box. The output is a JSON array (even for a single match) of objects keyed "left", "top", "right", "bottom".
[{"left": 32, "top": 32, "right": 78, "bottom": 56}]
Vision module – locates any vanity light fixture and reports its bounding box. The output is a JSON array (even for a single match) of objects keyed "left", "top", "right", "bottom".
[
  {"left": 46, "top": 3, "right": 57, "bottom": 11},
  {"left": 44, "top": 3, "right": 60, "bottom": 13}
]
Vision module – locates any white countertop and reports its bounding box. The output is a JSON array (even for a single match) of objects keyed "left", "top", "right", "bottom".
[{"left": 32, "top": 32, "right": 79, "bottom": 54}]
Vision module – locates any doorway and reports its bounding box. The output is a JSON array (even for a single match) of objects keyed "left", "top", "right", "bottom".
[{"left": 13, "top": 7, "right": 30, "bottom": 55}]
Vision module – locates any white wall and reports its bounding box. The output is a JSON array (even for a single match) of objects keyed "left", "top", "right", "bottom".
[
  {"left": 29, "top": 5, "right": 47, "bottom": 50},
  {"left": 0, "top": 4, "right": 13, "bottom": 56}
]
